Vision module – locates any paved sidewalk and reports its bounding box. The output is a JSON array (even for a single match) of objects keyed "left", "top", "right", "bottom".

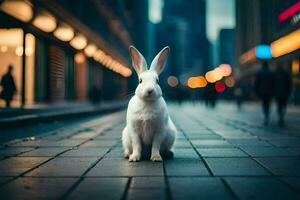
[
  {"left": 0, "top": 101, "right": 127, "bottom": 127},
  {"left": 1, "top": 103, "right": 300, "bottom": 199}
]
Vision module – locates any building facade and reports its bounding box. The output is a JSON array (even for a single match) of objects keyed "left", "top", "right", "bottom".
[
  {"left": 236, "top": 0, "right": 300, "bottom": 103},
  {"left": 154, "top": 0, "right": 210, "bottom": 99},
  {"left": 0, "top": 0, "right": 149, "bottom": 107}
]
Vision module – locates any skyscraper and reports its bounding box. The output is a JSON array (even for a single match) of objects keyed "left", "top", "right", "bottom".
[{"left": 155, "top": 0, "right": 210, "bottom": 90}]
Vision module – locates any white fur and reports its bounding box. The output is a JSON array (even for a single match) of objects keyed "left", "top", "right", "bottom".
[{"left": 122, "top": 46, "right": 177, "bottom": 162}]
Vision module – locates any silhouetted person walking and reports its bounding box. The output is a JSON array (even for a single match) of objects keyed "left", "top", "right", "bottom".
[
  {"left": 274, "top": 65, "right": 292, "bottom": 126},
  {"left": 88, "top": 85, "right": 101, "bottom": 104},
  {"left": 254, "top": 61, "right": 275, "bottom": 125},
  {"left": 0, "top": 65, "right": 17, "bottom": 108}
]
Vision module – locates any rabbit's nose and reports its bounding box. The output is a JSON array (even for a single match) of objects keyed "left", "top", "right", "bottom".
[{"left": 147, "top": 89, "right": 154, "bottom": 95}]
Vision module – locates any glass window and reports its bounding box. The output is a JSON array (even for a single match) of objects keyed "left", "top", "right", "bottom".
[{"left": 0, "top": 28, "right": 35, "bottom": 107}]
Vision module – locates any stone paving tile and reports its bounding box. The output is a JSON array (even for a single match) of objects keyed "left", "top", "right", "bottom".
[
  {"left": 80, "top": 140, "right": 118, "bottom": 147},
  {"left": 197, "top": 148, "right": 248, "bottom": 157},
  {"left": 184, "top": 130, "right": 215, "bottom": 134},
  {"left": 10, "top": 140, "right": 84, "bottom": 147},
  {"left": 130, "top": 177, "right": 166, "bottom": 189},
  {"left": 127, "top": 189, "right": 166, "bottom": 200},
  {"left": 266, "top": 139, "right": 300, "bottom": 147},
  {"left": 187, "top": 134, "right": 223, "bottom": 140},
  {"left": 165, "top": 158, "right": 210, "bottom": 176},
  {"left": 286, "top": 147, "right": 300, "bottom": 156},
  {"left": 258, "top": 134, "right": 298, "bottom": 140},
  {"left": 225, "top": 177, "right": 300, "bottom": 199},
  {"left": 191, "top": 139, "right": 233, "bottom": 148},
  {"left": 255, "top": 157, "right": 300, "bottom": 176},
  {"left": 0, "top": 147, "right": 35, "bottom": 157},
  {"left": 205, "top": 158, "right": 270, "bottom": 176},
  {"left": 69, "top": 130, "right": 100, "bottom": 139},
  {"left": 214, "top": 130, "right": 255, "bottom": 139},
  {"left": 60, "top": 147, "right": 109, "bottom": 157},
  {"left": 241, "top": 146, "right": 297, "bottom": 157},
  {"left": 86, "top": 158, "right": 164, "bottom": 177},
  {"left": 26, "top": 157, "right": 98, "bottom": 177},
  {"left": 18, "top": 147, "right": 68, "bottom": 157},
  {"left": 281, "top": 177, "right": 300, "bottom": 191},
  {"left": 174, "top": 140, "right": 191, "bottom": 148},
  {"left": 227, "top": 139, "right": 272, "bottom": 147},
  {"left": 174, "top": 148, "right": 199, "bottom": 159},
  {"left": 93, "top": 135, "right": 122, "bottom": 140},
  {"left": 105, "top": 147, "right": 125, "bottom": 158},
  {"left": 0, "top": 157, "right": 49, "bottom": 176},
  {"left": 67, "top": 177, "right": 128, "bottom": 200},
  {"left": 0, "top": 177, "right": 77, "bottom": 200},
  {"left": 0, "top": 177, "right": 12, "bottom": 185},
  {"left": 169, "top": 177, "right": 233, "bottom": 200}
]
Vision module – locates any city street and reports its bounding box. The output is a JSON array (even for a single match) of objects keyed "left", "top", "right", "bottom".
[{"left": 1, "top": 102, "right": 300, "bottom": 199}]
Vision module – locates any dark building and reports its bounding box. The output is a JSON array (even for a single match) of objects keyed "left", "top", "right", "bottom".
[
  {"left": 218, "top": 28, "right": 235, "bottom": 66},
  {"left": 154, "top": 0, "right": 210, "bottom": 97},
  {"left": 0, "top": 0, "right": 149, "bottom": 107},
  {"left": 236, "top": 0, "right": 300, "bottom": 103}
]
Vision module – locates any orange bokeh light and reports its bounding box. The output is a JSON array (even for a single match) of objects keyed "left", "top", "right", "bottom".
[
  {"left": 219, "top": 64, "right": 232, "bottom": 77},
  {"left": 187, "top": 76, "right": 207, "bottom": 88}
]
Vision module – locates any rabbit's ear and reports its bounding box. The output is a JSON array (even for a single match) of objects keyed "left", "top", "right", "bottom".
[
  {"left": 150, "top": 46, "right": 170, "bottom": 75},
  {"left": 129, "top": 46, "right": 147, "bottom": 75}
]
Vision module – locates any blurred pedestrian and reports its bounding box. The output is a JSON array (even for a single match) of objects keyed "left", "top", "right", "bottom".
[
  {"left": 274, "top": 64, "right": 292, "bottom": 126},
  {"left": 88, "top": 85, "right": 101, "bottom": 104},
  {"left": 254, "top": 61, "right": 275, "bottom": 125},
  {"left": 204, "top": 84, "right": 217, "bottom": 108},
  {"left": 234, "top": 86, "right": 243, "bottom": 110},
  {"left": 0, "top": 65, "right": 17, "bottom": 108}
]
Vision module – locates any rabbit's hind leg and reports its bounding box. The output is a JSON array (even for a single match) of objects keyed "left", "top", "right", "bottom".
[
  {"left": 122, "top": 126, "right": 132, "bottom": 158},
  {"left": 161, "top": 129, "right": 176, "bottom": 159}
]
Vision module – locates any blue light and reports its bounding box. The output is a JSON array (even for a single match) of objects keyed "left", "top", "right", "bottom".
[{"left": 255, "top": 45, "right": 272, "bottom": 59}]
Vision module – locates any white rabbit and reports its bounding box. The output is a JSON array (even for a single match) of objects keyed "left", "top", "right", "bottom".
[{"left": 122, "top": 45, "right": 177, "bottom": 162}]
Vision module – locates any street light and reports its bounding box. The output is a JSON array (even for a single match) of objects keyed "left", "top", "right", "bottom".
[
  {"left": 53, "top": 24, "right": 74, "bottom": 42},
  {"left": 0, "top": 0, "right": 33, "bottom": 22},
  {"left": 32, "top": 11, "right": 57, "bottom": 33},
  {"left": 271, "top": 29, "right": 300, "bottom": 58},
  {"left": 84, "top": 44, "right": 97, "bottom": 57},
  {"left": 70, "top": 34, "right": 87, "bottom": 50}
]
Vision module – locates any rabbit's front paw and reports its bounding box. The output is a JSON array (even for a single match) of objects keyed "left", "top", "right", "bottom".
[
  {"left": 124, "top": 150, "right": 131, "bottom": 158},
  {"left": 129, "top": 153, "right": 141, "bottom": 162},
  {"left": 151, "top": 154, "right": 163, "bottom": 162}
]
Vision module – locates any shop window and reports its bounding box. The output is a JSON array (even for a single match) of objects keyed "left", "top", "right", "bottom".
[{"left": 0, "top": 28, "right": 35, "bottom": 107}]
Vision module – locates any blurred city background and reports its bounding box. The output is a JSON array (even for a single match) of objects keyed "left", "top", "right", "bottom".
[
  {"left": 1, "top": 1, "right": 300, "bottom": 198},
  {"left": 0, "top": 0, "right": 299, "bottom": 108}
]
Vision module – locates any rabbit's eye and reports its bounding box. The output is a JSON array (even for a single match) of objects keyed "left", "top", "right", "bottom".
[{"left": 139, "top": 79, "right": 142, "bottom": 84}]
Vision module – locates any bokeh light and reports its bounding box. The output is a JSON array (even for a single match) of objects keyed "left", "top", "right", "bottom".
[
  {"left": 32, "top": 11, "right": 57, "bottom": 33},
  {"left": 213, "top": 67, "right": 223, "bottom": 81},
  {"left": 74, "top": 53, "right": 85, "bottom": 64},
  {"left": 167, "top": 76, "right": 179, "bottom": 87},
  {"left": 53, "top": 24, "right": 74, "bottom": 42},
  {"left": 0, "top": 45, "right": 8, "bottom": 52},
  {"left": 205, "top": 70, "right": 216, "bottom": 83},
  {"left": 225, "top": 76, "right": 235, "bottom": 87},
  {"left": 218, "top": 64, "right": 232, "bottom": 77},
  {"left": 84, "top": 44, "right": 97, "bottom": 57},
  {"left": 215, "top": 81, "right": 225, "bottom": 93},
  {"left": 70, "top": 34, "right": 87, "bottom": 50},
  {"left": 187, "top": 76, "right": 207, "bottom": 88}
]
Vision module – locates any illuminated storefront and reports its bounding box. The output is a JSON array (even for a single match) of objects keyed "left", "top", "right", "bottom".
[
  {"left": 0, "top": 29, "right": 35, "bottom": 107},
  {"left": 0, "top": 0, "right": 132, "bottom": 108},
  {"left": 237, "top": 1, "right": 300, "bottom": 104}
]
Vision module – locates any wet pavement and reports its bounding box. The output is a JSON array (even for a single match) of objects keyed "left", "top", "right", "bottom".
[{"left": 1, "top": 103, "right": 300, "bottom": 199}]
